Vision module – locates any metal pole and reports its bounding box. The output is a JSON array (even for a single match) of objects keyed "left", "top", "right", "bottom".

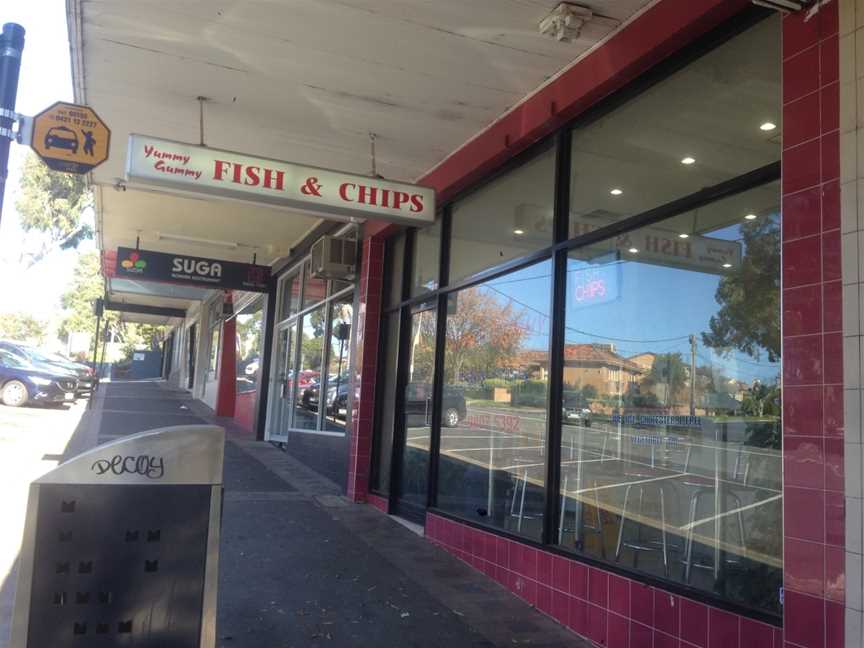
[
  {"left": 689, "top": 334, "right": 697, "bottom": 417},
  {"left": 0, "top": 23, "right": 25, "bottom": 224},
  {"left": 91, "top": 314, "right": 101, "bottom": 374}
]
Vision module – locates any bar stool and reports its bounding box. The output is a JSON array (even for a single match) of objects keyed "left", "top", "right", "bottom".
[
  {"left": 558, "top": 469, "right": 605, "bottom": 555},
  {"left": 508, "top": 459, "right": 542, "bottom": 533},
  {"left": 614, "top": 476, "right": 673, "bottom": 576}
]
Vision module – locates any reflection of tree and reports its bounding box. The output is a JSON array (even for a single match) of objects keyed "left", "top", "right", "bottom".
[
  {"left": 442, "top": 288, "right": 528, "bottom": 383},
  {"left": 301, "top": 309, "right": 326, "bottom": 371},
  {"left": 643, "top": 353, "right": 688, "bottom": 407},
  {"left": 236, "top": 310, "right": 263, "bottom": 361},
  {"left": 702, "top": 218, "right": 780, "bottom": 362}
]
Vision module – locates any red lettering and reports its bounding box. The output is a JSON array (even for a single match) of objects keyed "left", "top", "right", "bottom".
[
  {"left": 244, "top": 166, "right": 260, "bottom": 186},
  {"left": 392, "top": 191, "right": 409, "bottom": 210},
  {"left": 231, "top": 163, "right": 242, "bottom": 184},
  {"left": 409, "top": 194, "right": 424, "bottom": 213},
  {"left": 339, "top": 183, "right": 355, "bottom": 202},
  {"left": 380, "top": 189, "right": 390, "bottom": 208},
  {"left": 358, "top": 185, "right": 378, "bottom": 205},
  {"left": 213, "top": 160, "right": 231, "bottom": 181},
  {"left": 263, "top": 168, "right": 284, "bottom": 191}
]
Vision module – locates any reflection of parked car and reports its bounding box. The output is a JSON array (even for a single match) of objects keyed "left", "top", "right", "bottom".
[
  {"left": 44, "top": 126, "right": 79, "bottom": 153},
  {"left": 405, "top": 383, "right": 467, "bottom": 428},
  {"left": 563, "top": 406, "right": 592, "bottom": 427},
  {"left": 0, "top": 350, "right": 78, "bottom": 407}
]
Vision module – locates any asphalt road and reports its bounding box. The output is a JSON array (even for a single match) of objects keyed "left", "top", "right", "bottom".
[{"left": 0, "top": 399, "right": 87, "bottom": 648}]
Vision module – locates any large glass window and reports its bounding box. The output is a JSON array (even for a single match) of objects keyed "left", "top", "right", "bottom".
[
  {"left": 294, "top": 307, "right": 326, "bottom": 430},
  {"left": 557, "top": 183, "right": 781, "bottom": 615},
  {"left": 302, "top": 259, "right": 328, "bottom": 310},
  {"left": 235, "top": 299, "right": 264, "bottom": 395},
  {"left": 322, "top": 296, "right": 353, "bottom": 433},
  {"left": 279, "top": 272, "right": 301, "bottom": 321},
  {"left": 568, "top": 16, "right": 780, "bottom": 238},
  {"left": 449, "top": 147, "right": 555, "bottom": 285},
  {"left": 410, "top": 221, "right": 441, "bottom": 297},
  {"left": 436, "top": 261, "right": 552, "bottom": 540}
]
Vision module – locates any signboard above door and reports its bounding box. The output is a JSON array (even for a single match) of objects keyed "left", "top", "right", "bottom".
[
  {"left": 115, "top": 247, "right": 271, "bottom": 293},
  {"left": 125, "top": 135, "right": 436, "bottom": 226}
]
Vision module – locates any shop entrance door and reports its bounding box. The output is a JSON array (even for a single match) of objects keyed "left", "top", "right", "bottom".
[
  {"left": 186, "top": 323, "right": 197, "bottom": 390},
  {"left": 392, "top": 305, "right": 437, "bottom": 522},
  {"left": 268, "top": 322, "right": 297, "bottom": 443}
]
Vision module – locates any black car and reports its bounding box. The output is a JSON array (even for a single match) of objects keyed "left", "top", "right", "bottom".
[
  {"left": 44, "top": 126, "right": 79, "bottom": 153},
  {"left": 0, "top": 350, "right": 77, "bottom": 407},
  {"left": 405, "top": 383, "right": 467, "bottom": 428},
  {"left": 0, "top": 341, "right": 94, "bottom": 395}
]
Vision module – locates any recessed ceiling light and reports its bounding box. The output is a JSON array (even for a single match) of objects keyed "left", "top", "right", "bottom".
[
  {"left": 722, "top": 263, "right": 732, "bottom": 269},
  {"left": 681, "top": 157, "right": 696, "bottom": 165},
  {"left": 678, "top": 233, "right": 689, "bottom": 239},
  {"left": 745, "top": 213, "right": 757, "bottom": 220},
  {"left": 513, "top": 228, "right": 525, "bottom": 235},
  {"left": 610, "top": 188, "right": 623, "bottom": 196},
  {"left": 628, "top": 247, "right": 639, "bottom": 254},
  {"left": 760, "top": 122, "right": 777, "bottom": 132}
]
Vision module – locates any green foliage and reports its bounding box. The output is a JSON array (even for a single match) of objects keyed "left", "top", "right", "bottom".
[
  {"left": 702, "top": 217, "right": 781, "bottom": 362},
  {"left": 16, "top": 153, "right": 94, "bottom": 264},
  {"left": 0, "top": 312, "right": 47, "bottom": 344},
  {"left": 644, "top": 352, "right": 688, "bottom": 406}
]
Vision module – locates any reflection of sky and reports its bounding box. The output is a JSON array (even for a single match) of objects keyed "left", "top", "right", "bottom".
[{"left": 480, "top": 220, "right": 780, "bottom": 385}]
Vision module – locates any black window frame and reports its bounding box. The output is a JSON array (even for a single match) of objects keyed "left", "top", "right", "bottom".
[{"left": 369, "top": 4, "right": 781, "bottom": 627}]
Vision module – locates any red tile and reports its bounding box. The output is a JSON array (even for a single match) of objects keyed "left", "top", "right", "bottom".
[
  {"left": 609, "top": 574, "right": 630, "bottom": 618},
  {"left": 784, "top": 92, "right": 820, "bottom": 149},
  {"left": 824, "top": 438, "right": 844, "bottom": 492},
  {"left": 552, "top": 590, "right": 570, "bottom": 627},
  {"left": 653, "top": 591, "right": 678, "bottom": 637},
  {"left": 552, "top": 555, "right": 570, "bottom": 593},
  {"left": 570, "top": 561, "right": 587, "bottom": 598},
  {"left": 537, "top": 550, "right": 552, "bottom": 584},
  {"left": 569, "top": 595, "right": 587, "bottom": 635},
  {"left": 783, "top": 12, "right": 820, "bottom": 60},
  {"left": 785, "top": 590, "right": 826, "bottom": 648},
  {"left": 630, "top": 621, "right": 653, "bottom": 648},
  {"left": 822, "top": 131, "right": 840, "bottom": 182},
  {"left": 783, "top": 334, "right": 823, "bottom": 386},
  {"left": 784, "top": 436, "right": 825, "bottom": 489},
  {"left": 785, "top": 538, "right": 825, "bottom": 596},
  {"left": 823, "top": 332, "right": 843, "bottom": 384},
  {"left": 785, "top": 386, "right": 824, "bottom": 436},
  {"left": 820, "top": 83, "right": 839, "bottom": 135},
  {"left": 537, "top": 585, "right": 553, "bottom": 616},
  {"left": 826, "top": 601, "right": 844, "bottom": 648},
  {"left": 608, "top": 612, "right": 629, "bottom": 648},
  {"left": 741, "top": 618, "right": 774, "bottom": 648},
  {"left": 784, "top": 284, "right": 822, "bottom": 336},
  {"left": 654, "top": 630, "right": 677, "bottom": 648},
  {"left": 588, "top": 567, "right": 609, "bottom": 607},
  {"left": 587, "top": 604, "right": 607, "bottom": 646},
  {"left": 822, "top": 181, "right": 840, "bottom": 232},
  {"left": 783, "top": 187, "right": 821, "bottom": 241},
  {"left": 823, "top": 384, "right": 844, "bottom": 437},
  {"left": 783, "top": 139, "right": 821, "bottom": 194},
  {"left": 786, "top": 486, "right": 826, "bottom": 542},
  {"left": 819, "top": 1, "right": 839, "bottom": 39},
  {"left": 784, "top": 46, "right": 820, "bottom": 103},
  {"left": 783, "top": 235, "right": 822, "bottom": 287},
  {"left": 825, "top": 491, "right": 845, "bottom": 546},
  {"left": 822, "top": 280, "right": 842, "bottom": 333},
  {"left": 679, "top": 598, "right": 708, "bottom": 648},
  {"left": 708, "top": 608, "right": 739, "bottom": 648},
  {"left": 823, "top": 230, "right": 841, "bottom": 282},
  {"left": 825, "top": 545, "right": 844, "bottom": 603},
  {"left": 630, "top": 581, "right": 653, "bottom": 628},
  {"left": 522, "top": 546, "right": 538, "bottom": 580}
]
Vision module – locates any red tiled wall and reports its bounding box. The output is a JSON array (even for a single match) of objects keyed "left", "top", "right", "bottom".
[
  {"left": 347, "top": 235, "right": 385, "bottom": 502},
  {"left": 781, "top": 6, "right": 845, "bottom": 648},
  {"left": 426, "top": 515, "right": 782, "bottom": 648}
]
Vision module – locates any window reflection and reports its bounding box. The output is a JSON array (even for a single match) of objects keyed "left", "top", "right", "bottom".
[
  {"left": 294, "top": 307, "right": 326, "bottom": 430},
  {"left": 235, "top": 300, "right": 264, "bottom": 395},
  {"left": 411, "top": 221, "right": 441, "bottom": 297},
  {"left": 323, "top": 297, "right": 353, "bottom": 433},
  {"left": 558, "top": 184, "right": 781, "bottom": 615},
  {"left": 279, "top": 272, "right": 300, "bottom": 321},
  {"left": 436, "top": 261, "right": 552, "bottom": 540}
]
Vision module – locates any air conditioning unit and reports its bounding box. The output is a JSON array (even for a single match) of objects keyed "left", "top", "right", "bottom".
[{"left": 310, "top": 235, "right": 357, "bottom": 281}]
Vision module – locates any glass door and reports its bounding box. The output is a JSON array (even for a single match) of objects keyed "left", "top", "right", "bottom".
[
  {"left": 393, "top": 305, "right": 437, "bottom": 521},
  {"left": 269, "top": 323, "right": 297, "bottom": 443}
]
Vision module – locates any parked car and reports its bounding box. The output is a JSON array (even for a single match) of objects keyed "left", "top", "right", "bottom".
[
  {"left": 562, "top": 405, "right": 592, "bottom": 427},
  {"left": 0, "top": 341, "right": 94, "bottom": 395},
  {"left": 0, "top": 350, "right": 78, "bottom": 407},
  {"left": 404, "top": 383, "right": 467, "bottom": 428}
]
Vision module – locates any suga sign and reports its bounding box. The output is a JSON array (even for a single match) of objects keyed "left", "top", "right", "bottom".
[{"left": 125, "top": 135, "right": 436, "bottom": 226}]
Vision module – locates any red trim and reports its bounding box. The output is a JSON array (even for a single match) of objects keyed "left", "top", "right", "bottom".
[{"left": 215, "top": 314, "right": 236, "bottom": 417}]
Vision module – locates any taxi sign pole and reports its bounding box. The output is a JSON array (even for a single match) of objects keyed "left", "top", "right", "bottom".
[{"left": 0, "top": 23, "right": 25, "bottom": 224}]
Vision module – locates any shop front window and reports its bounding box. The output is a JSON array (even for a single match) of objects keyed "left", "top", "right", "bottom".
[
  {"left": 410, "top": 220, "right": 441, "bottom": 297},
  {"left": 557, "top": 182, "right": 782, "bottom": 615},
  {"left": 235, "top": 299, "right": 264, "bottom": 396},
  {"left": 279, "top": 271, "right": 301, "bottom": 321},
  {"left": 294, "top": 307, "right": 327, "bottom": 430},
  {"left": 436, "top": 260, "right": 552, "bottom": 540},
  {"left": 302, "top": 259, "right": 328, "bottom": 310},
  {"left": 322, "top": 297, "right": 353, "bottom": 433}
]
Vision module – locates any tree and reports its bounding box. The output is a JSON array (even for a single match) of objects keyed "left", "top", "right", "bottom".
[
  {"left": 702, "top": 217, "right": 781, "bottom": 362},
  {"left": 15, "top": 153, "right": 93, "bottom": 265},
  {"left": 441, "top": 287, "right": 528, "bottom": 384},
  {"left": 643, "top": 353, "right": 688, "bottom": 407},
  {"left": 0, "top": 312, "right": 47, "bottom": 344}
]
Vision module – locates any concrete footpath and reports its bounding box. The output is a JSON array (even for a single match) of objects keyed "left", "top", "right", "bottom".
[{"left": 63, "top": 380, "right": 584, "bottom": 648}]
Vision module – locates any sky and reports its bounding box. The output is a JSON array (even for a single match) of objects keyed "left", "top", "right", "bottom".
[{"left": 0, "top": 0, "right": 90, "bottom": 326}]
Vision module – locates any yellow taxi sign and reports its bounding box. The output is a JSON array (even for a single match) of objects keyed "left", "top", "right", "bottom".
[{"left": 30, "top": 101, "right": 110, "bottom": 174}]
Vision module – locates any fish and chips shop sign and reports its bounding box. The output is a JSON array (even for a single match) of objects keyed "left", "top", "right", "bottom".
[
  {"left": 115, "top": 247, "right": 271, "bottom": 292},
  {"left": 125, "top": 135, "right": 436, "bottom": 225}
]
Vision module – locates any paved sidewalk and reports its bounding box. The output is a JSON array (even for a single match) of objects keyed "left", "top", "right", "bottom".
[{"left": 62, "top": 381, "right": 586, "bottom": 647}]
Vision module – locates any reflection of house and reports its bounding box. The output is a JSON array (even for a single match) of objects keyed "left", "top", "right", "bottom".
[
  {"left": 563, "top": 344, "right": 644, "bottom": 396},
  {"left": 628, "top": 352, "right": 656, "bottom": 373}
]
